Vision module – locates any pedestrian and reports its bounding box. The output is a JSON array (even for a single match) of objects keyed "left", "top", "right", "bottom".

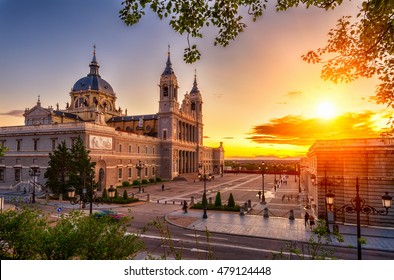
[
  {"left": 304, "top": 212, "right": 310, "bottom": 228},
  {"left": 258, "top": 191, "right": 262, "bottom": 200},
  {"left": 161, "top": 184, "right": 164, "bottom": 191},
  {"left": 182, "top": 200, "right": 188, "bottom": 213},
  {"left": 309, "top": 215, "right": 315, "bottom": 230}
]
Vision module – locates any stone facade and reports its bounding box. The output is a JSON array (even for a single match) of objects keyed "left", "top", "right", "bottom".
[
  {"left": 0, "top": 48, "right": 224, "bottom": 191},
  {"left": 302, "top": 138, "right": 394, "bottom": 227}
]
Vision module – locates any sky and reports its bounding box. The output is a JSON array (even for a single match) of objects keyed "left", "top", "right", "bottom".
[{"left": 0, "top": 0, "right": 390, "bottom": 159}]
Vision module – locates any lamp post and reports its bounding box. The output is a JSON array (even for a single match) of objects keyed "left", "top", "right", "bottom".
[
  {"left": 199, "top": 163, "right": 211, "bottom": 219},
  {"left": 136, "top": 160, "right": 144, "bottom": 193},
  {"left": 326, "top": 177, "right": 392, "bottom": 260},
  {"left": 67, "top": 177, "right": 116, "bottom": 215},
  {"left": 258, "top": 162, "right": 267, "bottom": 204},
  {"left": 29, "top": 166, "right": 41, "bottom": 203}
]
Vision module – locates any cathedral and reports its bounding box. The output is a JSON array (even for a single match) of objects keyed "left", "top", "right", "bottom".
[{"left": 0, "top": 47, "right": 224, "bottom": 191}]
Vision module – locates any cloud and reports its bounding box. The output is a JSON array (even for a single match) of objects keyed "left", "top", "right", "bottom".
[
  {"left": 0, "top": 110, "right": 24, "bottom": 117},
  {"left": 286, "top": 91, "right": 303, "bottom": 98},
  {"left": 246, "top": 111, "right": 388, "bottom": 147}
]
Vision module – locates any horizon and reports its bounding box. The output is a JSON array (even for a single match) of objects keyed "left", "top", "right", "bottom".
[{"left": 0, "top": 0, "right": 388, "bottom": 159}]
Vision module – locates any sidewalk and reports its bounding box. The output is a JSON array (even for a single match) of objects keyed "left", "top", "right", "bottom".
[
  {"left": 165, "top": 205, "right": 394, "bottom": 253},
  {"left": 165, "top": 176, "right": 394, "bottom": 254}
]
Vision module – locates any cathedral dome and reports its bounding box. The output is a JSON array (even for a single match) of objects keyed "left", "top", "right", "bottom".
[
  {"left": 72, "top": 75, "right": 114, "bottom": 95},
  {"left": 71, "top": 46, "right": 115, "bottom": 96}
]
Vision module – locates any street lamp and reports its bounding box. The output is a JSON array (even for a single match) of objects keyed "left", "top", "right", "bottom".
[
  {"left": 199, "top": 163, "right": 212, "bottom": 219},
  {"left": 136, "top": 160, "right": 144, "bottom": 192},
  {"left": 29, "top": 166, "right": 41, "bottom": 203},
  {"left": 258, "top": 162, "right": 267, "bottom": 204},
  {"left": 67, "top": 177, "right": 116, "bottom": 215},
  {"left": 326, "top": 177, "right": 392, "bottom": 260}
]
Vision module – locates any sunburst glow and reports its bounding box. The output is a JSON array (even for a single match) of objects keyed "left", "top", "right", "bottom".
[{"left": 316, "top": 101, "right": 336, "bottom": 119}]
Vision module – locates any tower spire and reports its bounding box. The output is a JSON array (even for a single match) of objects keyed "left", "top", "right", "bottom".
[
  {"left": 162, "top": 45, "right": 174, "bottom": 75},
  {"left": 88, "top": 44, "right": 100, "bottom": 77},
  {"left": 190, "top": 69, "right": 199, "bottom": 94}
]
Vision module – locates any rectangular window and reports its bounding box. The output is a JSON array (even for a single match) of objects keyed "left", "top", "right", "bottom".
[
  {"left": 163, "top": 130, "right": 167, "bottom": 140},
  {"left": 152, "top": 167, "right": 155, "bottom": 176},
  {"left": 119, "top": 144, "right": 122, "bottom": 153},
  {"left": 33, "top": 139, "right": 39, "bottom": 151},
  {"left": 128, "top": 168, "right": 132, "bottom": 178},
  {"left": 16, "top": 140, "right": 21, "bottom": 151},
  {"left": 51, "top": 138, "right": 57, "bottom": 150},
  {"left": 14, "top": 168, "right": 21, "bottom": 182},
  {"left": 0, "top": 168, "right": 5, "bottom": 182},
  {"left": 145, "top": 167, "right": 148, "bottom": 177},
  {"left": 128, "top": 145, "right": 132, "bottom": 153},
  {"left": 118, "top": 168, "right": 123, "bottom": 179},
  {"left": 0, "top": 140, "right": 6, "bottom": 148},
  {"left": 137, "top": 146, "right": 140, "bottom": 154}
]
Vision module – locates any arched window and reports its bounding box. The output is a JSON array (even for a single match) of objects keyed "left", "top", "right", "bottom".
[
  {"left": 163, "top": 85, "right": 168, "bottom": 97},
  {"left": 75, "top": 97, "right": 89, "bottom": 108}
]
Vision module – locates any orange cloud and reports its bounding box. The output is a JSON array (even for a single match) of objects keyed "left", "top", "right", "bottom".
[{"left": 247, "top": 111, "right": 388, "bottom": 147}]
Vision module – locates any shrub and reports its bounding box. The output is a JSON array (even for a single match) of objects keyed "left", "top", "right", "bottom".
[
  {"left": 102, "top": 188, "right": 108, "bottom": 198},
  {"left": 132, "top": 180, "right": 140, "bottom": 186},
  {"left": 122, "top": 181, "right": 131, "bottom": 187},
  {"left": 122, "top": 190, "right": 129, "bottom": 200},
  {"left": 227, "top": 193, "right": 235, "bottom": 208},
  {"left": 156, "top": 177, "right": 162, "bottom": 182},
  {"left": 114, "top": 188, "right": 119, "bottom": 199},
  {"left": 149, "top": 178, "right": 155, "bottom": 183},
  {"left": 142, "top": 179, "right": 149, "bottom": 184},
  {"left": 214, "top": 192, "right": 222, "bottom": 207}
]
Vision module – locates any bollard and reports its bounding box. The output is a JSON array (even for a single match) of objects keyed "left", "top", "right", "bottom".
[
  {"left": 146, "top": 194, "right": 150, "bottom": 202},
  {"left": 157, "top": 199, "right": 159, "bottom": 203},
  {"left": 132, "top": 193, "right": 135, "bottom": 199},
  {"left": 240, "top": 207, "right": 245, "bottom": 216},
  {"left": 165, "top": 201, "right": 167, "bottom": 204},
  {"left": 289, "top": 209, "right": 294, "bottom": 220},
  {"left": 59, "top": 193, "right": 63, "bottom": 202},
  {"left": 173, "top": 201, "right": 175, "bottom": 205},
  {"left": 191, "top": 196, "right": 194, "bottom": 205},
  {"left": 247, "top": 199, "right": 252, "bottom": 209},
  {"left": 263, "top": 207, "right": 269, "bottom": 218}
]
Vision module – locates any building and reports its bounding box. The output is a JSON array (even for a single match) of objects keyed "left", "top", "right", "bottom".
[
  {"left": 301, "top": 138, "right": 394, "bottom": 227},
  {"left": 0, "top": 47, "right": 224, "bottom": 191}
]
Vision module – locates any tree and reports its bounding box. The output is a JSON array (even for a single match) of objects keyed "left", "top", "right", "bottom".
[
  {"left": 214, "top": 192, "right": 222, "bottom": 207},
  {"left": 272, "top": 219, "right": 344, "bottom": 260},
  {"left": 227, "top": 193, "right": 235, "bottom": 208},
  {"left": 44, "top": 141, "right": 72, "bottom": 196},
  {"left": 69, "top": 137, "right": 96, "bottom": 197},
  {"left": 119, "top": 0, "right": 394, "bottom": 129},
  {"left": 0, "top": 145, "right": 8, "bottom": 156},
  {"left": 0, "top": 207, "right": 144, "bottom": 260}
]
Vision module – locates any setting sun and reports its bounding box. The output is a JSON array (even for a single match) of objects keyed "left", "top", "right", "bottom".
[{"left": 316, "top": 101, "right": 336, "bottom": 119}]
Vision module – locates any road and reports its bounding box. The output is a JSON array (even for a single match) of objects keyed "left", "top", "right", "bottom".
[
  {"left": 121, "top": 202, "right": 393, "bottom": 260},
  {"left": 3, "top": 173, "right": 393, "bottom": 260}
]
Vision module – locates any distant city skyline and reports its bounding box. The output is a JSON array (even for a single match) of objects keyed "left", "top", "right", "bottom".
[{"left": 0, "top": 0, "right": 388, "bottom": 158}]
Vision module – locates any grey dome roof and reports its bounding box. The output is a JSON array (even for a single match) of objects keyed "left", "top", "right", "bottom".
[
  {"left": 71, "top": 47, "right": 115, "bottom": 96},
  {"left": 72, "top": 75, "right": 114, "bottom": 95}
]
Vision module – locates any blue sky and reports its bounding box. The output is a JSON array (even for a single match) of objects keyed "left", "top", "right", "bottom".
[{"left": 0, "top": 0, "right": 386, "bottom": 158}]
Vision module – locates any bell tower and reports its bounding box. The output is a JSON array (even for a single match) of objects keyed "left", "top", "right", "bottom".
[{"left": 159, "top": 46, "right": 179, "bottom": 114}]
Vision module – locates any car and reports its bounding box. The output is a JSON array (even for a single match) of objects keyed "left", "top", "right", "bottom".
[{"left": 93, "top": 210, "right": 125, "bottom": 221}]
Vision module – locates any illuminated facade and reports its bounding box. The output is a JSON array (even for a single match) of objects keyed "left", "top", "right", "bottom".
[{"left": 0, "top": 48, "right": 224, "bottom": 191}]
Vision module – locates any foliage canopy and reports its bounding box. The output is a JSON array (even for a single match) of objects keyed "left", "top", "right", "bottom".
[{"left": 120, "top": 0, "right": 394, "bottom": 127}]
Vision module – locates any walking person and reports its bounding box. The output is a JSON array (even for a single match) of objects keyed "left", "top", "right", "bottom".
[
  {"left": 182, "top": 200, "right": 188, "bottom": 213},
  {"left": 309, "top": 215, "right": 315, "bottom": 230},
  {"left": 304, "top": 212, "right": 310, "bottom": 228}
]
